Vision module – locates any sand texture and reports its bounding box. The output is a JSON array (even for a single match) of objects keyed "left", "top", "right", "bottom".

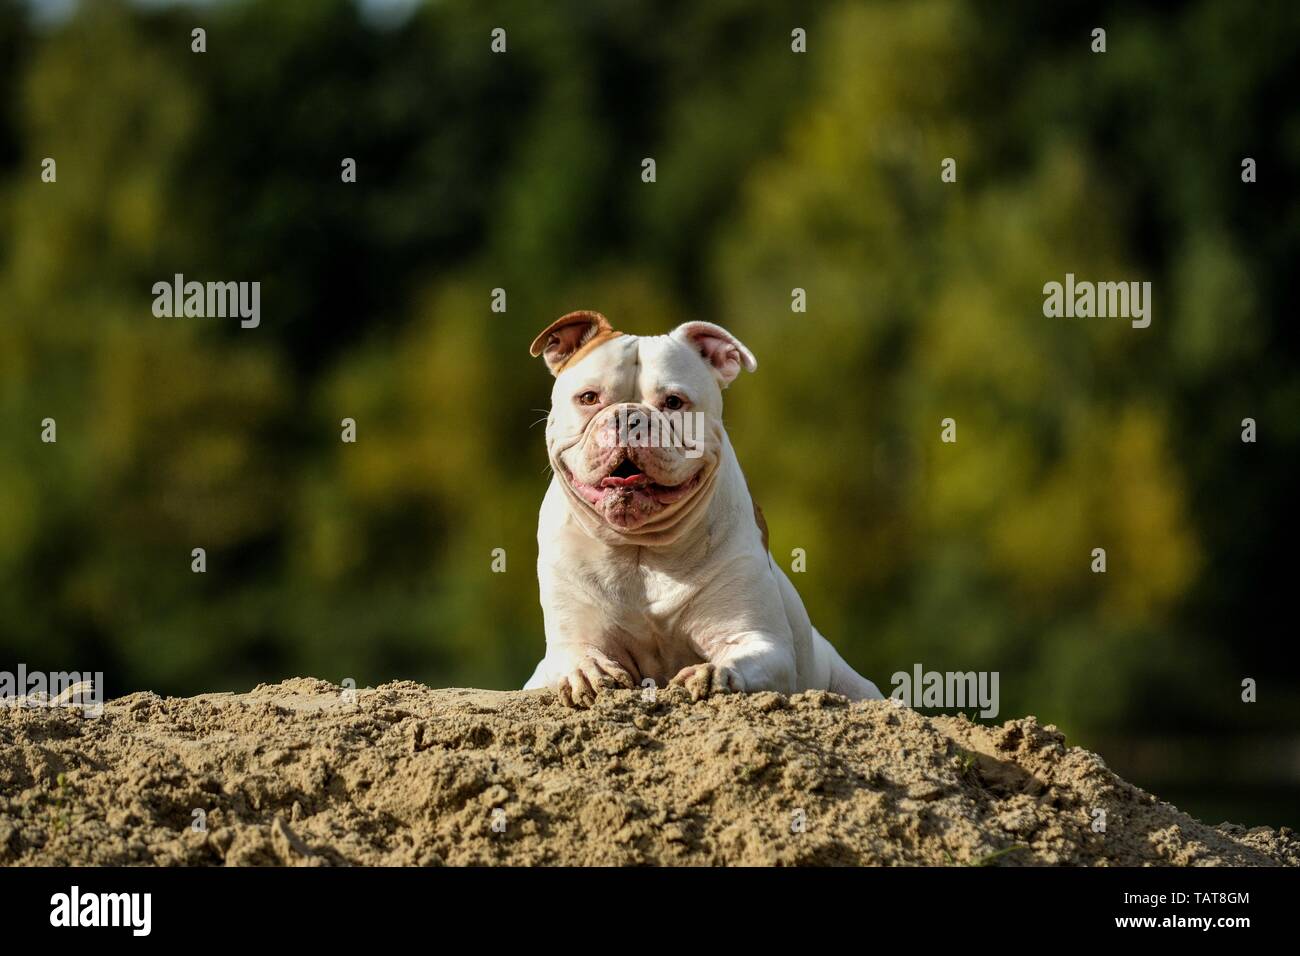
[{"left": 1, "top": 678, "right": 1295, "bottom": 866}]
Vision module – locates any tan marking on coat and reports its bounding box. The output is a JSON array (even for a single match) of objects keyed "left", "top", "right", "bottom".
[
  {"left": 741, "top": 472, "right": 770, "bottom": 551},
  {"left": 752, "top": 500, "right": 769, "bottom": 551}
]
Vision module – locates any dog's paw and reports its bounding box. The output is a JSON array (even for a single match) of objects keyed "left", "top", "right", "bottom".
[
  {"left": 554, "top": 656, "right": 635, "bottom": 708},
  {"left": 669, "top": 662, "right": 745, "bottom": 701}
]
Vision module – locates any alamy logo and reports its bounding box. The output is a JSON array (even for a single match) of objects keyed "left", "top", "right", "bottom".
[
  {"left": 891, "top": 664, "right": 1000, "bottom": 719},
  {"left": 1042, "top": 273, "right": 1151, "bottom": 328},
  {"left": 0, "top": 665, "right": 103, "bottom": 717},
  {"left": 597, "top": 407, "right": 705, "bottom": 459},
  {"left": 49, "top": 886, "right": 151, "bottom": 936},
  {"left": 152, "top": 274, "right": 261, "bottom": 328}
]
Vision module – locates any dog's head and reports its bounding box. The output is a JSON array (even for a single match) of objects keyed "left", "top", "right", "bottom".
[{"left": 531, "top": 311, "right": 756, "bottom": 536}]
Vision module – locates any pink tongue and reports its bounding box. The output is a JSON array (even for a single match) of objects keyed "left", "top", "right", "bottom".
[{"left": 601, "top": 473, "right": 648, "bottom": 489}]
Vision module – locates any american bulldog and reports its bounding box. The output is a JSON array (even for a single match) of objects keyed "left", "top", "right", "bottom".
[{"left": 523, "top": 310, "right": 884, "bottom": 707}]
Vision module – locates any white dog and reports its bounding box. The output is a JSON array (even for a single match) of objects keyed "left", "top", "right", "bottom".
[{"left": 524, "top": 311, "right": 883, "bottom": 707}]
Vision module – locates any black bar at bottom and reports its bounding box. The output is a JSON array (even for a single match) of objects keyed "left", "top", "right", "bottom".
[{"left": 0, "top": 865, "right": 1291, "bottom": 942}]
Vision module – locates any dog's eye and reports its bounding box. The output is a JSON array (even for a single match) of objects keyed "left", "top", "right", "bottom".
[
  {"left": 663, "top": 395, "right": 685, "bottom": 411},
  {"left": 576, "top": 391, "right": 600, "bottom": 406}
]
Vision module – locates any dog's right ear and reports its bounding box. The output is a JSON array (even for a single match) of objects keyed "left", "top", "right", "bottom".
[{"left": 529, "top": 311, "right": 619, "bottom": 375}]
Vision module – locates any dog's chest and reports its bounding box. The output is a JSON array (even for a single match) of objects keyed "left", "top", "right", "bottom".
[
  {"left": 605, "top": 562, "right": 705, "bottom": 681},
  {"left": 586, "top": 554, "right": 692, "bottom": 633}
]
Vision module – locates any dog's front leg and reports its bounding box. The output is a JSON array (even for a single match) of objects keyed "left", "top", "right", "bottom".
[
  {"left": 528, "top": 643, "right": 637, "bottom": 708},
  {"left": 669, "top": 632, "right": 796, "bottom": 700}
]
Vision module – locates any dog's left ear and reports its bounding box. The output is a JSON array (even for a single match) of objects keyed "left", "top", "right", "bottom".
[
  {"left": 671, "top": 322, "right": 757, "bottom": 388},
  {"left": 529, "top": 310, "right": 618, "bottom": 375}
]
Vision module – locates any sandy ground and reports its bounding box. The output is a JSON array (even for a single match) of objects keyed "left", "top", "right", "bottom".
[{"left": 0, "top": 677, "right": 1295, "bottom": 866}]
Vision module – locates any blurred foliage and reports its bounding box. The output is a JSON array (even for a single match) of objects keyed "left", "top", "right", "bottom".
[{"left": 1, "top": 0, "right": 1297, "bottom": 812}]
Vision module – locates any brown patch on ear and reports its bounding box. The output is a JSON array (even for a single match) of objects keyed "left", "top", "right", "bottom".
[
  {"left": 529, "top": 311, "right": 622, "bottom": 375},
  {"left": 560, "top": 326, "right": 623, "bottom": 373}
]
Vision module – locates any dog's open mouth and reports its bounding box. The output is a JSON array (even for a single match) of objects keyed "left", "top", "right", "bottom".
[
  {"left": 561, "top": 456, "right": 703, "bottom": 515},
  {"left": 600, "top": 458, "right": 647, "bottom": 488}
]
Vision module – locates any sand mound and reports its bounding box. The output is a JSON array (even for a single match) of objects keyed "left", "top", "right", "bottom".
[{"left": 0, "top": 677, "right": 1294, "bottom": 866}]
